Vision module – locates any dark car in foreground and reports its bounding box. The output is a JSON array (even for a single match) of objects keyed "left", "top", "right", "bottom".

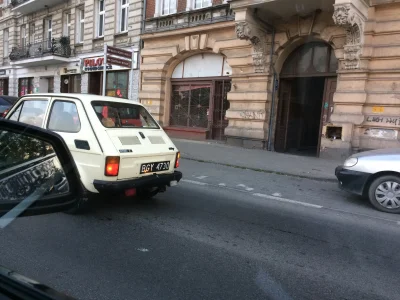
[
  {"left": 336, "top": 148, "right": 400, "bottom": 213},
  {"left": 0, "top": 96, "right": 18, "bottom": 117},
  {"left": 0, "top": 118, "right": 82, "bottom": 299}
]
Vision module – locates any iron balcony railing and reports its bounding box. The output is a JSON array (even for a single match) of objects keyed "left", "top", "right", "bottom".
[
  {"left": 9, "top": 37, "right": 72, "bottom": 62},
  {"left": 144, "top": 4, "right": 235, "bottom": 33}
]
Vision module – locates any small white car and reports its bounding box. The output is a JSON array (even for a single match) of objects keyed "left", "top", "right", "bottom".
[{"left": 5, "top": 93, "right": 182, "bottom": 213}]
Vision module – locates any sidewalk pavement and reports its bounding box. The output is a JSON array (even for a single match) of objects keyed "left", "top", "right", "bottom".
[{"left": 173, "top": 139, "right": 342, "bottom": 181}]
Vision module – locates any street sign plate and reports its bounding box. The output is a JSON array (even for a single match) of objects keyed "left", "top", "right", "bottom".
[
  {"left": 106, "top": 56, "right": 132, "bottom": 69},
  {"left": 107, "top": 46, "right": 132, "bottom": 59}
]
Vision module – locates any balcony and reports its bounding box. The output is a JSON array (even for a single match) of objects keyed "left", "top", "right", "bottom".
[
  {"left": 144, "top": 4, "right": 235, "bottom": 33},
  {"left": 9, "top": 37, "right": 72, "bottom": 67},
  {"left": 229, "top": 0, "right": 335, "bottom": 22},
  {"left": 11, "top": 0, "right": 65, "bottom": 14}
]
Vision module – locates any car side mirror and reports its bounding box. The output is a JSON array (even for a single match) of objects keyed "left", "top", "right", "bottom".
[{"left": 0, "top": 119, "right": 80, "bottom": 228}]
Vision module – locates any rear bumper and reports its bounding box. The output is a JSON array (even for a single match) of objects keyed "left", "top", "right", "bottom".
[
  {"left": 335, "top": 166, "right": 371, "bottom": 196},
  {"left": 93, "top": 171, "right": 183, "bottom": 193}
]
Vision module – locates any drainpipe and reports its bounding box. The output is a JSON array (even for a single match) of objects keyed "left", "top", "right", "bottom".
[
  {"left": 267, "top": 27, "right": 276, "bottom": 151},
  {"left": 141, "top": 0, "right": 147, "bottom": 36}
]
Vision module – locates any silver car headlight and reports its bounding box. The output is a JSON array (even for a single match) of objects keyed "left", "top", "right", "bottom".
[{"left": 344, "top": 157, "right": 358, "bottom": 167}]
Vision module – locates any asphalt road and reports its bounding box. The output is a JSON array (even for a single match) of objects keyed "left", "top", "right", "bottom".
[{"left": 1, "top": 159, "right": 400, "bottom": 300}]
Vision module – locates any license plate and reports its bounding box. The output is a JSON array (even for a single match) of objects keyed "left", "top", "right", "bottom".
[{"left": 140, "top": 161, "right": 170, "bottom": 174}]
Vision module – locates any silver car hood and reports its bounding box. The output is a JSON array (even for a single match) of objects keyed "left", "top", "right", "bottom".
[{"left": 352, "top": 148, "right": 400, "bottom": 159}]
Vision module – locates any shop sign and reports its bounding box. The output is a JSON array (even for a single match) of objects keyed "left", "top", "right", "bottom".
[
  {"left": 83, "top": 57, "right": 112, "bottom": 72},
  {"left": 107, "top": 46, "right": 132, "bottom": 59},
  {"left": 0, "top": 70, "right": 6, "bottom": 76},
  {"left": 106, "top": 56, "right": 132, "bottom": 68},
  {"left": 82, "top": 56, "right": 132, "bottom": 72},
  {"left": 60, "top": 67, "right": 80, "bottom": 75}
]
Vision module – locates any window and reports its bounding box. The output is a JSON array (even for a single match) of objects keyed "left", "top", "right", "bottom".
[
  {"left": 162, "top": 0, "right": 176, "bottom": 15},
  {"left": 97, "top": 0, "right": 105, "bottom": 37},
  {"left": 64, "top": 13, "right": 72, "bottom": 37},
  {"left": 170, "top": 84, "right": 211, "bottom": 128},
  {"left": 20, "top": 25, "right": 27, "bottom": 47},
  {"left": 91, "top": 101, "right": 159, "bottom": 129},
  {"left": 18, "top": 78, "right": 34, "bottom": 96},
  {"left": 48, "top": 101, "right": 81, "bottom": 133},
  {"left": 77, "top": 9, "right": 85, "bottom": 43},
  {"left": 0, "top": 130, "right": 49, "bottom": 172},
  {"left": 47, "top": 77, "right": 54, "bottom": 93},
  {"left": 29, "top": 23, "right": 35, "bottom": 44},
  {"left": 118, "top": 0, "right": 129, "bottom": 32},
  {"left": 0, "top": 79, "right": 9, "bottom": 95},
  {"left": 194, "top": 0, "right": 211, "bottom": 9},
  {"left": 3, "top": 29, "right": 8, "bottom": 58},
  {"left": 44, "top": 19, "right": 52, "bottom": 49},
  {"left": 9, "top": 100, "right": 48, "bottom": 127},
  {"left": 72, "top": 75, "right": 82, "bottom": 93},
  {"left": 281, "top": 42, "right": 338, "bottom": 77},
  {"left": 106, "top": 71, "right": 129, "bottom": 99}
]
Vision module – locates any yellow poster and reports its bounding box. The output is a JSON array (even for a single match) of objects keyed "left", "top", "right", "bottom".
[{"left": 372, "top": 106, "right": 384, "bottom": 113}]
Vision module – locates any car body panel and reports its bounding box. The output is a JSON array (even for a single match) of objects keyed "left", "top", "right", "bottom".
[
  {"left": 5, "top": 93, "right": 181, "bottom": 194},
  {"left": 335, "top": 166, "right": 371, "bottom": 195},
  {"left": 336, "top": 148, "right": 400, "bottom": 197}
]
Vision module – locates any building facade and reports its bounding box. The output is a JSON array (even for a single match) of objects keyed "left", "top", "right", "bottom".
[
  {"left": 0, "top": 0, "right": 142, "bottom": 100},
  {"left": 140, "top": 0, "right": 400, "bottom": 159}
]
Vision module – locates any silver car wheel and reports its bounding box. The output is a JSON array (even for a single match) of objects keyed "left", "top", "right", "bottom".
[{"left": 375, "top": 181, "right": 400, "bottom": 209}]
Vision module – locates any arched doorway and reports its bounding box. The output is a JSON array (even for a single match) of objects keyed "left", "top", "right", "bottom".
[
  {"left": 275, "top": 42, "right": 338, "bottom": 156},
  {"left": 168, "top": 53, "right": 232, "bottom": 140}
]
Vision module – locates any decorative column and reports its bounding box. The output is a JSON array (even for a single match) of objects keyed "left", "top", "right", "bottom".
[
  {"left": 222, "top": 7, "right": 272, "bottom": 148},
  {"left": 234, "top": 9, "right": 268, "bottom": 73},
  {"left": 321, "top": 0, "right": 370, "bottom": 158},
  {"left": 332, "top": 1, "right": 367, "bottom": 70}
]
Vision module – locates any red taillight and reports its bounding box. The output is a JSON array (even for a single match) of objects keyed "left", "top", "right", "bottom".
[
  {"left": 105, "top": 156, "right": 120, "bottom": 176},
  {"left": 175, "top": 152, "right": 180, "bottom": 168}
]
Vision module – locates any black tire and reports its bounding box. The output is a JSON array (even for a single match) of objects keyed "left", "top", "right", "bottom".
[
  {"left": 64, "top": 184, "right": 93, "bottom": 215},
  {"left": 368, "top": 175, "right": 400, "bottom": 214},
  {"left": 64, "top": 197, "right": 90, "bottom": 215}
]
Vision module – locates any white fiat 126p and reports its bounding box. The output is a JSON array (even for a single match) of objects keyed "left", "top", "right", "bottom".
[{"left": 5, "top": 94, "right": 182, "bottom": 213}]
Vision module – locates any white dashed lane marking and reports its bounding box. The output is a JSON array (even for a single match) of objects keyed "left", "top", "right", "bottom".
[
  {"left": 252, "top": 193, "right": 323, "bottom": 209},
  {"left": 196, "top": 175, "right": 208, "bottom": 180},
  {"left": 181, "top": 179, "right": 207, "bottom": 186},
  {"left": 180, "top": 177, "right": 400, "bottom": 226},
  {"left": 181, "top": 180, "right": 320, "bottom": 209}
]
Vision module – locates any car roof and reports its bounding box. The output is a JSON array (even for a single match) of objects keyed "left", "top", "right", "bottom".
[
  {"left": 0, "top": 95, "right": 18, "bottom": 103},
  {"left": 19, "top": 93, "right": 144, "bottom": 107}
]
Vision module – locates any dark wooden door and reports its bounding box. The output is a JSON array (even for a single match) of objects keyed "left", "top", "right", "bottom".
[
  {"left": 321, "top": 78, "right": 337, "bottom": 125},
  {"left": 211, "top": 79, "right": 231, "bottom": 140},
  {"left": 274, "top": 79, "right": 292, "bottom": 152},
  {"left": 89, "top": 73, "right": 102, "bottom": 95},
  {"left": 317, "top": 77, "right": 337, "bottom": 156},
  {"left": 61, "top": 75, "right": 68, "bottom": 93}
]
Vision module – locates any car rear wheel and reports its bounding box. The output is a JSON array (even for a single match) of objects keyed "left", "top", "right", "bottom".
[
  {"left": 64, "top": 183, "right": 92, "bottom": 214},
  {"left": 368, "top": 175, "right": 400, "bottom": 213}
]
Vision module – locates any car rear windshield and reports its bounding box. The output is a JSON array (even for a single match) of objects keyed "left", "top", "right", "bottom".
[{"left": 91, "top": 101, "right": 159, "bottom": 129}]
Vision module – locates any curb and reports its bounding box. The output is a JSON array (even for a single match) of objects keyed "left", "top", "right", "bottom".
[{"left": 181, "top": 156, "right": 337, "bottom": 182}]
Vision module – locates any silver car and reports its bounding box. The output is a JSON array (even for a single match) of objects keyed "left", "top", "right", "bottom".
[{"left": 335, "top": 148, "right": 400, "bottom": 213}]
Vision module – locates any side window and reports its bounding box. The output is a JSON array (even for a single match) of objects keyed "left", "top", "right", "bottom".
[
  {"left": 9, "top": 100, "right": 48, "bottom": 127},
  {"left": 8, "top": 104, "right": 22, "bottom": 121},
  {"left": 48, "top": 101, "right": 81, "bottom": 133}
]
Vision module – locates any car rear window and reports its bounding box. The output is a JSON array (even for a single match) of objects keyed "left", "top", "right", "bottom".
[{"left": 91, "top": 101, "right": 159, "bottom": 129}]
